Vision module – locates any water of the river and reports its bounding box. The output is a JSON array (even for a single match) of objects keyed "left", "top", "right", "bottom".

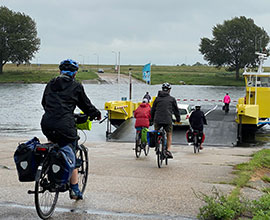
[{"left": 0, "top": 83, "right": 269, "bottom": 146}]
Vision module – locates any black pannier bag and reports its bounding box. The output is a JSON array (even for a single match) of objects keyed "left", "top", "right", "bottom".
[
  {"left": 197, "top": 132, "right": 204, "bottom": 143},
  {"left": 147, "top": 130, "right": 158, "bottom": 148},
  {"left": 14, "top": 137, "right": 40, "bottom": 182},
  {"left": 186, "top": 130, "right": 194, "bottom": 143},
  {"left": 48, "top": 144, "right": 76, "bottom": 185}
]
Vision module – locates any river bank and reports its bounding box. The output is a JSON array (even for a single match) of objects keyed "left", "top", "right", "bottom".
[
  {"left": 0, "top": 136, "right": 264, "bottom": 219},
  {"left": 1, "top": 63, "right": 246, "bottom": 86}
]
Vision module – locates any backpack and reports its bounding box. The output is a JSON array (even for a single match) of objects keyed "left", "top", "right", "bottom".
[
  {"left": 14, "top": 137, "right": 40, "bottom": 182},
  {"left": 147, "top": 130, "right": 158, "bottom": 148},
  {"left": 48, "top": 144, "right": 76, "bottom": 185}
]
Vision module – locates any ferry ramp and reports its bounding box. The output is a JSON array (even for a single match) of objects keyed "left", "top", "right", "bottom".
[{"left": 108, "top": 105, "right": 238, "bottom": 146}]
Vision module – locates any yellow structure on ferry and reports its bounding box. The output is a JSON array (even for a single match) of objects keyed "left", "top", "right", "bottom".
[
  {"left": 236, "top": 52, "right": 270, "bottom": 142},
  {"left": 104, "top": 99, "right": 154, "bottom": 139}
]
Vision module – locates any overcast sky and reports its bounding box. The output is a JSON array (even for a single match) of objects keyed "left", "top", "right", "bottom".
[{"left": 1, "top": 0, "right": 270, "bottom": 66}]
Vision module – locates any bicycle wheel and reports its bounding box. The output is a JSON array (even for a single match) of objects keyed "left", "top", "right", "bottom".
[
  {"left": 156, "top": 138, "right": 163, "bottom": 168},
  {"left": 193, "top": 135, "right": 199, "bottom": 154},
  {"left": 143, "top": 142, "right": 149, "bottom": 156},
  {"left": 76, "top": 144, "right": 89, "bottom": 194},
  {"left": 135, "top": 132, "right": 141, "bottom": 158},
  {"left": 35, "top": 166, "right": 59, "bottom": 219}
]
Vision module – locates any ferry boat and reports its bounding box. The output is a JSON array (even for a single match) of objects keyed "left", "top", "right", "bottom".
[{"left": 236, "top": 52, "right": 270, "bottom": 143}]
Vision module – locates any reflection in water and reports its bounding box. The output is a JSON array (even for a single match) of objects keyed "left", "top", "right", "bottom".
[{"left": 3, "top": 83, "right": 267, "bottom": 145}]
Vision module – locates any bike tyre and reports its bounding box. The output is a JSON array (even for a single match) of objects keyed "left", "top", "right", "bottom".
[
  {"left": 157, "top": 139, "right": 163, "bottom": 168},
  {"left": 135, "top": 133, "right": 141, "bottom": 158},
  {"left": 35, "top": 166, "right": 59, "bottom": 219},
  {"left": 193, "top": 136, "right": 199, "bottom": 154},
  {"left": 76, "top": 144, "right": 89, "bottom": 194},
  {"left": 143, "top": 143, "right": 149, "bottom": 156}
]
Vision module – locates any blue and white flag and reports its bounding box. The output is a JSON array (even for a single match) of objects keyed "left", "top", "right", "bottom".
[{"left": 142, "top": 63, "right": 151, "bottom": 82}]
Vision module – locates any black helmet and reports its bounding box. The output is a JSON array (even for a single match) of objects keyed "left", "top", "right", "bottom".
[
  {"left": 195, "top": 105, "right": 201, "bottom": 110},
  {"left": 162, "top": 82, "right": 171, "bottom": 91}
]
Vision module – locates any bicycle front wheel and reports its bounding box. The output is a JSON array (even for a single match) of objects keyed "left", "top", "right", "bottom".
[
  {"left": 76, "top": 144, "right": 89, "bottom": 194},
  {"left": 35, "top": 166, "right": 59, "bottom": 219}
]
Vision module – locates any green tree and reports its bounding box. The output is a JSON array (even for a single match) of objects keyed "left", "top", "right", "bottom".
[
  {"left": 199, "top": 16, "right": 269, "bottom": 80},
  {"left": 0, "top": 6, "right": 40, "bottom": 74}
]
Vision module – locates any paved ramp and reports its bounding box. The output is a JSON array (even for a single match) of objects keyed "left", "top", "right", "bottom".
[{"left": 108, "top": 105, "right": 238, "bottom": 146}]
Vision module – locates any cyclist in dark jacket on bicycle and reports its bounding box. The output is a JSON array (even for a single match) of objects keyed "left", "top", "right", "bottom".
[
  {"left": 189, "top": 105, "right": 207, "bottom": 149},
  {"left": 151, "top": 83, "right": 180, "bottom": 158},
  {"left": 41, "top": 59, "right": 101, "bottom": 200}
]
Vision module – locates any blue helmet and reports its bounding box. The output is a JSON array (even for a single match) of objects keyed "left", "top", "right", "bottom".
[{"left": 59, "top": 59, "right": 79, "bottom": 77}]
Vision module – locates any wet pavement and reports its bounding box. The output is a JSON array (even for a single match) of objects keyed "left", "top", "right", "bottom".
[
  {"left": 0, "top": 136, "right": 261, "bottom": 219},
  {"left": 109, "top": 105, "right": 238, "bottom": 146}
]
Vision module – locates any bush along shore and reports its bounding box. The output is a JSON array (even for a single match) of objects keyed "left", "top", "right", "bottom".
[{"left": 196, "top": 149, "right": 270, "bottom": 219}]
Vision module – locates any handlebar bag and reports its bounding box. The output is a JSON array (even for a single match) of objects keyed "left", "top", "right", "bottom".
[
  {"left": 14, "top": 137, "right": 40, "bottom": 182},
  {"left": 147, "top": 130, "right": 158, "bottom": 148},
  {"left": 48, "top": 144, "right": 76, "bottom": 185}
]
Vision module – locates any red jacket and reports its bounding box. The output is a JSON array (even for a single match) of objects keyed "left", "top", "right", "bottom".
[{"left": 134, "top": 103, "right": 151, "bottom": 128}]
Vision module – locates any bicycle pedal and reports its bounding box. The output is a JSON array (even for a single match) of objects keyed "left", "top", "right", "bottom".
[{"left": 27, "top": 190, "right": 35, "bottom": 194}]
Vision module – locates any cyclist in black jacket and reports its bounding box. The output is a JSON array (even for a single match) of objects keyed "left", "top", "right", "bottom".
[
  {"left": 151, "top": 83, "right": 180, "bottom": 158},
  {"left": 41, "top": 59, "right": 101, "bottom": 200}
]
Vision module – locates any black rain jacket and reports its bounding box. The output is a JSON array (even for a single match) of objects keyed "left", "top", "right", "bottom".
[
  {"left": 189, "top": 109, "right": 207, "bottom": 131},
  {"left": 151, "top": 91, "right": 180, "bottom": 124},
  {"left": 41, "top": 75, "right": 99, "bottom": 143}
]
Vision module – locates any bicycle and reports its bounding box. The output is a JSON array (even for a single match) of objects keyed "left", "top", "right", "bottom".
[
  {"left": 154, "top": 128, "right": 168, "bottom": 168},
  {"left": 191, "top": 129, "right": 204, "bottom": 154},
  {"left": 135, "top": 127, "right": 150, "bottom": 158},
  {"left": 27, "top": 114, "right": 91, "bottom": 219}
]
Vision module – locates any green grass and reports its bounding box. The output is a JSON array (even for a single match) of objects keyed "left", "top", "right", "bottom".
[
  {"left": 1, "top": 64, "right": 98, "bottom": 83},
  {"left": 1, "top": 63, "right": 246, "bottom": 86},
  {"left": 197, "top": 149, "right": 270, "bottom": 219}
]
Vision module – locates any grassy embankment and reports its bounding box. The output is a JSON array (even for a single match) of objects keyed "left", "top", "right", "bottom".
[
  {"left": 197, "top": 149, "right": 270, "bottom": 219},
  {"left": 1, "top": 64, "right": 98, "bottom": 83},
  {"left": 1, "top": 63, "right": 264, "bottom": 86}
]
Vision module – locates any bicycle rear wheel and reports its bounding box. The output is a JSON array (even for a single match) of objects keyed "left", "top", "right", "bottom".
[
  {"left": 193, "top": 135, "right": 199, "bottom": 154},
  {"left": 76, "top": 144, "right": 89, "bottom": 194},
  {"left": 156, "top": 138, "right": 163, "bottom": 168},
  {"left": 35, "top": 166, "right": 59, "bottom": 219},
  {"left": 135, "top": 132, "right": 142, "bottom": 158},
  {"left": 143, "top": 142, "right": 149, "bottom": 156}
]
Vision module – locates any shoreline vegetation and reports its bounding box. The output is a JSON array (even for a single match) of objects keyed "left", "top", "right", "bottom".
[
  {"left": 197, "top": 149, "right": 270, "bottom": 219},
  {"left": 2, "top": 63, "right": 267, "bottom": 86}
]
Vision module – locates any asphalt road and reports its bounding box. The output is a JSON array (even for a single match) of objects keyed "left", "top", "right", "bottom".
[
  {"left": 0, "top": 136, "right": 261, "bottom": 220},
  {"left": 109, "top": 105, "right": 238, "bottom": 146}
]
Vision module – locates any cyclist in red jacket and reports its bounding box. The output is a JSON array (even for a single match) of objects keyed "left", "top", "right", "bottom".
[{"left": 134, "top": 98, "right": 151, "bottom": 128}]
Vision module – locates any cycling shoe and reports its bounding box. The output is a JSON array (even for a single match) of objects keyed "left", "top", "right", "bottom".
[
  {"left": 166, "top": 150, "right": 173, "bottom": 159},
  {"left": 69, "top": 184, "right": 83, "bottom": 200}
]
